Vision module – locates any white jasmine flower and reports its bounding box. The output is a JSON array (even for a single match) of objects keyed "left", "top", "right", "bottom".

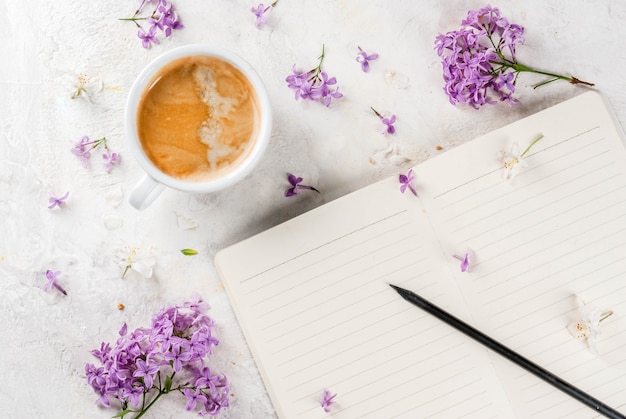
[
  {"left": 567, "top": 296, "right": 613, "bottom": 355},
  {"left": 115, "top": 245, "right": 156, "bottom": 279},
  {"left": 70, "top": 73, "right": 103, "bottom": 102},
  {"left": 498, "top": 134, "right": 544, "bottom": 180}
]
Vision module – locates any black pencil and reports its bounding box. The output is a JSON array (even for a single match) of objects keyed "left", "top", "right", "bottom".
[{"left": 389, "top": 284, "right": 625, "bottom": 419}]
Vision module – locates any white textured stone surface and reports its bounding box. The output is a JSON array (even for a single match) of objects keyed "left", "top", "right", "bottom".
[{"left": 1, "top": 1, "right": 625, "bottom": 418}]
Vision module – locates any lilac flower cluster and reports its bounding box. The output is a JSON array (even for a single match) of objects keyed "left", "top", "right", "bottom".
[
  {"left": 85, "top": 298, "right": 229, "bottom": 418},
  {"left": 71, "top": 136, "right": 119, "bottom": 172},
  {"left": 434, "top": 5, "right": 593, "bottom": 109},
  {"left": 285, "top": 45, "right": 343, "bottom": 107},
  {"left": 121, "top": 0, "right": 184, "bottom": 49}
]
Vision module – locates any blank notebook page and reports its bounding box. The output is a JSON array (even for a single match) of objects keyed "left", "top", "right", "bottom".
[{"left": 416, "top": 91, "right": 626, "bottom": 417}]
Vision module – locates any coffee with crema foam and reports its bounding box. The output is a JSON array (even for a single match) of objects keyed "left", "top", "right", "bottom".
[{"left": 136, "top": 55, "right": 261, "bottom": 182}]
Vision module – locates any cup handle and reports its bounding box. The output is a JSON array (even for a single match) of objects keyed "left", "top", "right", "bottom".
[{"left": 129, "top": 174, "right": 166, "bottom": 210}]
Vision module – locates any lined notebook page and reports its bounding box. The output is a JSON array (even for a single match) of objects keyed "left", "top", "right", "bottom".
[
  {"left": 415, "top": 91, "right": 626, "bottom": 417},
  {"left": 216, "top": 178, "right": 514, "bottom": 418}
]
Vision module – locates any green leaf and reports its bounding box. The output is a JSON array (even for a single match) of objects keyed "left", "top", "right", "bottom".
[
  {"left": 164, "top": 374, "right": 173, "bottom": 392},
  {"left": 180, "top": 248, "right": 198, "bottom": 256},
  {"left": 112, "top": 410, "right": 135, "bottom": 418}
]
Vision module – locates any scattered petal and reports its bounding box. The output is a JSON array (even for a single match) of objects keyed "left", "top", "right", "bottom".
[
  {"left": 384, "top": 70, "right": 410, "bottom": 89},
  {"left": 102, "top": 213, "right": 124, "bottom": 230},
  {"left": 175, "top": 211, "right": 199, "bottom": 230}
]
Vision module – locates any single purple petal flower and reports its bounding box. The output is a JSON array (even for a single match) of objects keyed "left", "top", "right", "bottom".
[
  {"left": 48, "top": 191, "right": 69, "bottom": 209},
  {"left": 102, "top": 148, "right": 120, "bottom": 173},
  {"left": 285, "top": 173, "right": 320, "bottom": 197},
  {"left": 184, "top": 387, "right": 208, "bottom": 411},
  {"left": 133, "top": 358, "right": 159, "bottom": 388},
  {"left": 195, "top": 366, "right": 220, "bottom": 393},
  {"left": 71, "top": 135, "right": 92, "bottom": 168},
  {"left": 453, "top": 248, "right": 475, "bottom": 272},
  {"left": 371, "top": 108, "right": 397, "bottom": 135},
  {"left": 399, "top": 169, "right": 418, "bottom": 196},
  {"left": 251, "top": 3, "right": 271, "bottom": 29},
  {"left": 319, "top": 389, "right": 337, "bottom": 413},
  {"left": 356, "top": 46, "right": 379, "bottom": 72},
  {"left": 43, "top": 270, "right": 67, "bottom": 295},
  {"left": 138, "top": 25, "right": 159, "bottom": 49},
  {"left": 382, "top": 115, "right": 397, "bottom": 135}
]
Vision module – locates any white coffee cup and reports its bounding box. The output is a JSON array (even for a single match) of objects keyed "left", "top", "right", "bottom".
[{"left": 125, "top": 44, "right": 272, "bottom": 209}]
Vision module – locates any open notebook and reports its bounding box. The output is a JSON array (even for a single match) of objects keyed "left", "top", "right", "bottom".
[{"left": 215, "top": 91, "right": 626, "bottom": 418}]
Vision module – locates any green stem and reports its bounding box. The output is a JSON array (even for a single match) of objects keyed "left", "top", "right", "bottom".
[
  {"left": 520, "top": 134, "right": 544, "bottom": 158},
  {"left": 499, "top": 62, "right": 595, "bottom": 88},
  {"left": 133, "top": 391, "right": 164, "bottom": 419},
  {"left": 310, "top": 44, "right": 326, "bottom": 80},
  {"left": 118, "top": 17, "right": 147, "bottom": 21}
]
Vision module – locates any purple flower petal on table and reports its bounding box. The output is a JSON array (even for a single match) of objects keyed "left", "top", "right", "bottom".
[{"left": 356, "top": 46, "right": 379, "bottom": 72}]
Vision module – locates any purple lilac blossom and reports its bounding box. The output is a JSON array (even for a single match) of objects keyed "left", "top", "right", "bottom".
[
  {"left": 356, "top": 47, "right": 379, "bottom": 72},
  {"left": 85, "top": 298, "right": 229, "bottom": 417},
  {"left": 124, "top": 0, "right": 183, "bottom": 49},
  {"left": 44, "top": 270, "right": 67, "bottom": 295},
  {"left": 319, "top": 389, "right": 337, "bottom": 413},
  {"left": 251, "top": 3, "right": 271, "bottom": 29},
  {"left": 48, "top": 191, "right": 69, "bottom": 209},
  {"left": 399, "top": 169, "right": 418, "bottom": 196},
  {"left": 71, "top": 136, "right": 93, "bottom": 168},
  {"left": 434, "top": 5, "right": 524, "bottom": 108},
  {"left": 138, "top": 25, "right": 159, "bottom": 49},
  {"left": 102, "top": 148, "right": 120, "bottom": 172},
  {"left": 381, "top": 114, "right": 397, "bottom": 134},
  {"left": 285, "top": 46, "right": 343, "bottom": 107},
  {"left": 285, "top": 173, "right": 320, "bottom": 197},
  {"left": 71, "top": 136, "right": 119, "bottom": 172},
  {"left": 371, "top": 107, "right": 396, "bottom": 135},
  {"left": 453, "top": 249, "right": 474, "bottom": 272},
  {"left": 435, "top": 5, "right": 593, "bottom": 108}
]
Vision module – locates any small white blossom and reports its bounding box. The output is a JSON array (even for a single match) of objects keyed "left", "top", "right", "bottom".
[
  {"left": 115, "top": 245, "right": 156, "bottom": 279},
  {"left": 567, "top": 296, "right": 613, "bottom": 355},
  {"left": 497, "top": 134, "right": 544, "bottom": 180},
  {"left": 70, "top": 73, "right": 103, "bottom": 102},
  {"left": 498, "top": 142, "right": 527, "bottom": 180}
]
